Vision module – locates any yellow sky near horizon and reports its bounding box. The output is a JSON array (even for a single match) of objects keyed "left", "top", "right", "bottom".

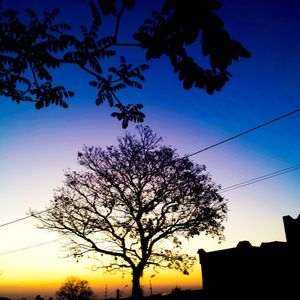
[
  {"left": 0, "top": 219, "right": 205, "bottom": 299},
  {"left": 0, "top": 196, "right": 290, "bottom": 300},
  {"left": 0, "top": 269, "right": 202, "bottom": 297},
  {"left": 0, "top": 259, "right": 203, "bottom": 299}
]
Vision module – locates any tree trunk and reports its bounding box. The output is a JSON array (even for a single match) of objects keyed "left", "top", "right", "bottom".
[{"left": 131, "top": 268, "right": 143, "bottom": 299}]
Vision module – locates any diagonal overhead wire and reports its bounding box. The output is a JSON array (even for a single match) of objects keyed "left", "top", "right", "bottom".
[
  {"left": 1, "top": 163, "right": 300, "bottom": 229},
  {"left": 0, "top": 109, "right": 299, "bottom": 230},
  {"left": 1, "top": 162, "right": 300, "bottom": 256},
  {"left": 185, "top": 108, "right": 300, "bottom": 158},
  {"left": 0, "top": 238, "right": 62, "bottom": 256},
  {"left": 220, "top": 164, "right": 300, "bottom": 193},
  {"left": 0, "top": 208, "right": 52, "bottom": 228}
]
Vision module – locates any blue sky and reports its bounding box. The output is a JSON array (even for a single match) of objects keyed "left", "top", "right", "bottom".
[{"left": 1, "top": 0, "right": 300, "bottom": 297}]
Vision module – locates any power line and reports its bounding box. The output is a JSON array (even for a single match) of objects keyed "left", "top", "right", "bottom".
[
  {"left": 1, "top": 163, "right": 300, "bottom": 230},
  {"left": 221, "top": 164, "right": 300, "bottom": 191},
  {"left": 220, "top": 164, "right": 300, "bottom": 193},
  {"left": 0, "top": 165, "right": 300, "bottom": 256},
  {"left": 0, "top": 215, "right": 32, "bottom": 228},
  {"left": 0, "top": 238, "right": 62, "bottom": 256},
  {"left": 0, "top": 208, "right": 52, "bottom": 229},
  {"left": 185, "top": 108, "right": 300, "bottom": 158},
  {"left": 0, "top": 109, "right": 299, "bottom": 230}
]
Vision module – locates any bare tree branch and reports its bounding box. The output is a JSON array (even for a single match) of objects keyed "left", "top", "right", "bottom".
[{"left": 32, "top": 125, "right": 227, "bottom": 298}]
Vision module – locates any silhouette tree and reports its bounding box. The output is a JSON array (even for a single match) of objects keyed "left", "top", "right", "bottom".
[
  {"left": 56, "top": 277, "right": 95, "bottom": 300},
  {"left": 32, "top": 126, "right": 227, "bottom": 299},
  {"left": 0, "top": 0, "right": 250, "bottom": 128}
]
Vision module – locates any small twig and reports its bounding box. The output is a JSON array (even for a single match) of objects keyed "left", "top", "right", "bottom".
[
  {"left": 111, "top": 91, "right": 124, "bottom": 106},
  {"left": 28, "top": 60, "right": 40, "bottom": 89},
  {"left": 114, "top": 4, "right": 126, "bottom": 41},
  {"left": 77, "top": 63, "right": 106, "bottom": 81},
  {"left": 114, "top": 42, "right": 142, "bottom": 47},
  {"left": 15, "top": 97, "right": 37, "bottom": 103}
]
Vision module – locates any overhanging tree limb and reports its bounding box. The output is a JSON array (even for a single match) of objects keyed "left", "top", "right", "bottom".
[{"left": 1, "top": 0, "right": 250, "bottom": 128}]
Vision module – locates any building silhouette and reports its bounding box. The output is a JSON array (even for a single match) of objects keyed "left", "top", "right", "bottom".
[{"left": 198, "top": 214, "right": 300, "bottom": 299}]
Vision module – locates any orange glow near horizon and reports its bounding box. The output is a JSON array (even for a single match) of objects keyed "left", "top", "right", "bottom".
[
  {"left": 0, "top": 221, "right": 205, "bottom": 299},
  {"left": 0, "top": 262, "right": 203, "bottom": 299}
]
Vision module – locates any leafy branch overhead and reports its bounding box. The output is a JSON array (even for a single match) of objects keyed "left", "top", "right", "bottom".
[{"left": 0, "top": 0, "right": 251, "bottom": 128}]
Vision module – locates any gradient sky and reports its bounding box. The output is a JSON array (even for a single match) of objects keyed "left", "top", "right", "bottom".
[{"left": 1, "top": 0, "right": 300, "bottom": 298}]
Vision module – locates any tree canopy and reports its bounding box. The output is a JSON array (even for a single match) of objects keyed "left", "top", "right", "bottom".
[
  {"left": 56, "top": 277, "right": 95, "bottom": 300},
  {"left": 0, "top": 0, "right": 251, "bottom": 128},
  {"left": 32, "top": 126, "right": 227, "bottom": 298}
]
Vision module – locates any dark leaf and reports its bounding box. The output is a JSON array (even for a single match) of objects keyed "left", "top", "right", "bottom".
[
  {"left": 89, "top": 0, "right": 102, "bottom": 27},
  {"left": 62, "top": 101, "right": 68, "bottom": 108},
  {"left": 89, "top": 81, "right": 98, "bottom": 87},
  {"left": 183, "top": 28, "right": 199, "bottom": 45},
  {"left": 121, "top": 0, "right": 135, "bottom": 9},
  {"left": 239, "top": 45, "right": 252, "bottom": 58},
  {"left": 209, "top": 1, "right": 222, "bottom": 10},
  {"left": 97, "top": 0, "right": 116, "bottom": 15},
  {"left": 122, "top": 117, "right": 128, "bottom": 129},
  {"left": 35, "top": 100, "right": 44, "bottom": 109},
  {"left": 133, "top": 32, "right": 151, "bottom": 47},
  {"left": 96, "top": 96, "right": 104, "bottom": 105},
  {"left": 183, "top": 76, "right": 194, "bottom": 90}
]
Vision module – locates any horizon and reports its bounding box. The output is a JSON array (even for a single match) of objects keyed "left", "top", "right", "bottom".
[{"left": 0, "top": 277, "right": 202, "bottom": 299}]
